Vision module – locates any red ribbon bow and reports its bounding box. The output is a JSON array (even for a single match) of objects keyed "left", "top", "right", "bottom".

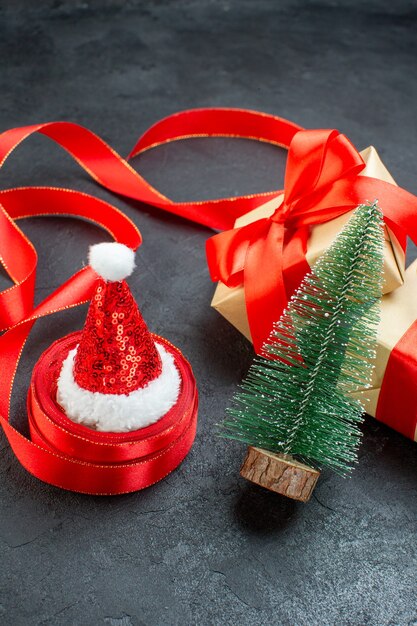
[{"left": 207, "top": 128, "right": 411, "bottom": 352}]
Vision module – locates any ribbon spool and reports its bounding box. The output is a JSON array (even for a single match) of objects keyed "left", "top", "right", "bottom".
[{"left": 27, "top": 332, "right": 198, "bottom": 495}]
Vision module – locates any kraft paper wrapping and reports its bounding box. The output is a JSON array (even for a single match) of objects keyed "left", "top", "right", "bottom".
[
  {"left": 211, "top": 146, "right": 405, "bottom": 341},
  {"left": 351, "top": 260, "right": 417, "bottom": 441}
]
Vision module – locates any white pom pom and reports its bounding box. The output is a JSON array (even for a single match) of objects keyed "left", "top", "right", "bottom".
[{"left": 89, "top": 242, "right": 136, "bottom": 282}]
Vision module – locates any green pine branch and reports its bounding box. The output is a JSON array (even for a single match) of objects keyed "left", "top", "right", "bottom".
[{"left": 220, "top": 202, "right": 385, "bottom": 475}]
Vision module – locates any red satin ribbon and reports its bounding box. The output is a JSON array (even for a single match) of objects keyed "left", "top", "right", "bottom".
[
  {"left": 5, "top": 112, "right": 416, "bottom": 352},
  {"left": 0, "top": 106, "right": 416, "bottom": 495},
  {"left": 376, "top": 322, "right": 417, "bottom": 440}
]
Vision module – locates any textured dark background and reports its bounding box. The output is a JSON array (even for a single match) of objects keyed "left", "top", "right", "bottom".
[{"left": 0, "top": 1, "right": 416, "bottom": 625}]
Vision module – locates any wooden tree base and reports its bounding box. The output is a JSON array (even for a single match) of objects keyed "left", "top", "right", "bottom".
[{"left": 240, "top": 446, "right": 320, "bottom": 502}]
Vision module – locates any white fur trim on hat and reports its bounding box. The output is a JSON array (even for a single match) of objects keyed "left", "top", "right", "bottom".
[
  {"left": 89, "top": 242, "right": 136, "bottom": 282},
  {"left": 56, "top": 343, "right": 180, "bottom": 432}
]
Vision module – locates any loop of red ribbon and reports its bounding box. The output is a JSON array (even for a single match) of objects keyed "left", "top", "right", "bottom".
[{"left": 0, "top": 106, "right": 416, "bottom": 494}]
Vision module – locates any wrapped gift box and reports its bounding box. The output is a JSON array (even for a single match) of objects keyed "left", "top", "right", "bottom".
[
  {"left": 351, "top": 260, "right": 417, "bottom": 441},
  {"left": 211, "top": 146, "right": 406, "bottom": 341}
]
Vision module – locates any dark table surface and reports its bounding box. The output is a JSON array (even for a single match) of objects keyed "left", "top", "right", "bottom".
[{"left": 0, "top": 1, "right": 416, "bottom": 625}]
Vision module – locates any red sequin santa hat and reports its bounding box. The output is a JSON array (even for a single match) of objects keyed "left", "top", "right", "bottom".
[{"left": 57, "top": 242, "right": 181, "bottom": 432}]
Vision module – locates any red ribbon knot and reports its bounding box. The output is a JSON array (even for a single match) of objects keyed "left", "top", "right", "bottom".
[{"left": 206, "top": 127, "right": 405, "bottom": 353}]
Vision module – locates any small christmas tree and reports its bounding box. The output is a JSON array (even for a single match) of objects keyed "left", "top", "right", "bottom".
[{"left": 220, "top": 202, "right": 384, "bottom": 501}]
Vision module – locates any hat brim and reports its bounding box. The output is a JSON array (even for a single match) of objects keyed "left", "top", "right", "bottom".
[{"left": 28, "top": 331, "right": 198, "bottom": 466}]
